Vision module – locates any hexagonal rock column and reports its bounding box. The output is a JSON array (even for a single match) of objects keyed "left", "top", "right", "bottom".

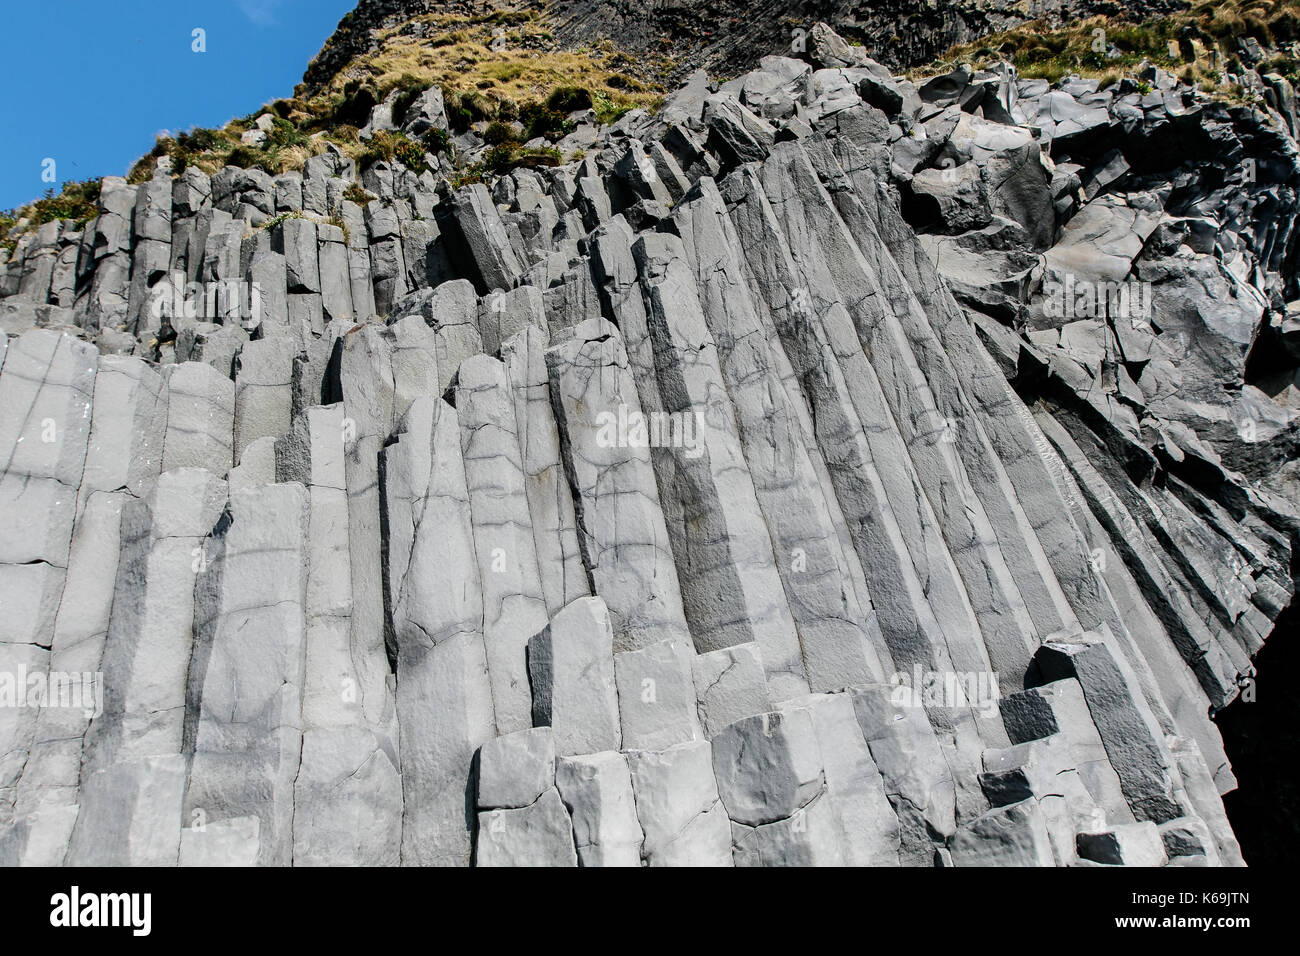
[
  {"left": 183, "top": 483, "right": 309, "bottom": 868},
  {"left": 500, "top": 323, "right": 589, "bottom": 616},
  {"left": 691, "top": 643, "right": 773, "bottom": 739},
  {"left": 1032, "top": 636, "right": 1186, "bottom": 825},
  {"left": 710, "top": 709, "right": 842, "bottom": 866},
  {"left": 544, "top": 319, "right": 691, "bottom": 652},
  {"left": 232, "top": 336, "right": 296, "bottom": 461},
  {"left": 779, "top": 693, "right": 901, "bottom": 866},
  {"left": 14, "top": 492, "right": 126, "bottom": 819},
  {"left": 613, "top": 639, "right": 702, "bottom": 751},
  {"left": 850, "top": 684, "right": 957, "bottom": 865},
  {"left": 161, "top": 361, "right": 235, "bottom": 474},
  {"left": 474, "top": 728, "right": 577, "bottom": 867},
  {"left": 998, "top": 677, "right": 1134, "bottom": 829},
  {"left": 84, "top": 469, "right": 228, "bottom": 775},
  {"left": 630, "top": 231, "right": 806, "bottom": 699},
  {"left": 626, "top": 739, "right": 732, "bottom": 866},
  {"left": 445, "top": 184, "right": 524, "bottom": 294},
  {"left": 456, "top": 355, "right": 549, "bottom": 735},
  {"left": 946, "top": 799, "right": 1056, "bottom": 867},
  {"left": 527, "top": 596, "right": 621, "bottom": 758},
  {"left": 555, "top": 751, "right": 644, "bottom": 867},
  {"left": 0, "top": 330, "right": 97, "bottom": 821},
  {"left": 65, "top": 755, "right": 187, "bottom": 866},
  {"left": 79, "top": 355, "right": 167, "bottom": 504},
  {"left": 276, "top": 404, "right": 401, "bottom": 866},
  {"left": 335, "top": 323, "right": 398, "bottom": 720},
  {"left": 670, "top": 178, "right": 886, "bottom": 695},
  {"left": 382, "top": 396, "right": 495, "bottom": 866}
]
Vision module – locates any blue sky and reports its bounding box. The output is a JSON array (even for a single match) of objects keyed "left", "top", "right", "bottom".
[{"left": 0, "top": 0, "right": 357, "bottom": 210}]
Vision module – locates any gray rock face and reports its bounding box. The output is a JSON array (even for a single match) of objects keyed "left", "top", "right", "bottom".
[
  {"left": 629, "top": 231, "right": 806, "bottom": 694},
  {"left": 401, "top": 86, "right": 447, "bottom": 139},
  {"left": 87, "top": 469, "right": 228, "bottom": 774},
  {"left": 477, "top": 727, "right": 556, "bottom": 810},
  {"left": 447, "top": 185, "right": 523, "bottom": 293},
  {"left": 528, "top": 596, "right": 621, "bottom": 757},
  {"left": 555, "top": 751, "right": 643, "bottom": 866},
  {"left": 544, "top": 319, "right": 692, "bottom": 652},
  {"left": 0, "top": 20, "right": 1288, "bottom": 869},
  {"left": 185, "top": 483, "right": 309, "bottom": 867},
  {"left": 501, "top": 323, "right": 590, "bottom": 616},
  {"left": 162, "top": 362, "right": 234, "bottom": 473},
  {"left": 66, "top": 755, "right": 187, "bottom": 866},
  {"left": 704, "top": 94, "right": 775, "bottom": 165},
  {"left": 711, "top": 710, "right": 825, "bottom": 827},
  {"left": 475, "top": 787, "right": 577, "bottom": 866},
  {"left": 614, "top": 640, "right": 701, "bottom": 751},
  {"left": 456, "top": 354, "right": 549, "bottom": 735},
  {"left": 627, "top": 740, "right": 733, "bottom": 866}
]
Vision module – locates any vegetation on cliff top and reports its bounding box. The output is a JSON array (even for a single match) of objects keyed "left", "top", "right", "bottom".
[
  {"left": 3, "top": 7, "right": 668, "bottom": 245},
  {"left": 1, "top": 179, "right": 102, "bottom": 253},
  {"left": 914, "top": 0, "right": 1300, "bottom": 97},
  {"left": 118, "top": 9, "right": 666, "bottom": 182},
  {"left": 8, "top": 0, "right": 1300, "bottom": 248}
]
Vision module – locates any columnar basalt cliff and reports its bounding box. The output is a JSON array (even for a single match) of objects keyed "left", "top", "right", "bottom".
[{"left": 0, "top": 7, "right": 1296, "bottom": 866}]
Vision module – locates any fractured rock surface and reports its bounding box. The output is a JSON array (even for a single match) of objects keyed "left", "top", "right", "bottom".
[{"left": 0, "top": 19, "right": 1294, "bottom": 868}]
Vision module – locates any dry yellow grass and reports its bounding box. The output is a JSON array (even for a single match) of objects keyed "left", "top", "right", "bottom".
[
  {"left": 303, "top": 14, "right": 667, "bottom": 121},
  {"left": 911, "top": 0, "right": 1300, "bottom": 90},
  {"left": 98, "top": 9, "right": 672, "bottom": 190}
]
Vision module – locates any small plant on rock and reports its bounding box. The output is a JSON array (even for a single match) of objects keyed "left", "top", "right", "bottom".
[
  {"left": 423, "top": 127, "right": 452, "bottom": 156},
  {"left": 343, "top": 183, "right": 373, "bottom": 205}
]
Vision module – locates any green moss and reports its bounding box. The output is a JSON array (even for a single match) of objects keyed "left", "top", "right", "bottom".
[
  {"left": 451, "top": 167, "right": 485, "bottom": 189},
  {"left": 445, "top": 90, "right": 500, "bottom": 131},
  {"left": 517, "top": 145, "right": 563, "bottom": 166},
  {"left": 422, "top": 127, "right": 452, "bottom": 156},
  {"left": 423, "top": 127, "right": 454, "bottom": 157},
  {"left": 394, "top": 136, "right": 428, "bottom": 170},
  {"left": 1018, "top": 61, "right": 1068, "bottom": 83},
  {"left": 176, "top": 128, "right": 226, "bottom": 154},
  {"left": 481, "top": 144, "right": 520, "bottom": 172},
  {"left": 265, "top": 116, "right": 310, "bottom": 150},
  {"left": 451, "top": 141, "right": 564, "bottom": 188}
]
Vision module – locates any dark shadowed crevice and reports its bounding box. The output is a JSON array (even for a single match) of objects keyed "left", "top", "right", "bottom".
[{"left": 1216, "top": 597, "right": 1300, "bottom": 865}]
